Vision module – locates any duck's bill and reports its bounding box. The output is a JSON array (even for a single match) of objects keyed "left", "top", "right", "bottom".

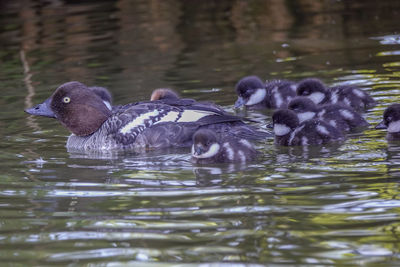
[
  {"left": 375, "top": 120, "right": 387, "bottom": 129},
  {"left": 24, "top": 97, "right": 56, "bottom": 118},
  {"left": 234, "top": 97, "right": 245, "bottom": 108}
]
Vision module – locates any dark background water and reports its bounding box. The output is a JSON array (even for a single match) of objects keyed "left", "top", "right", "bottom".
[{"left": 1, "top": 0, "right": 400, "bottom": 265}]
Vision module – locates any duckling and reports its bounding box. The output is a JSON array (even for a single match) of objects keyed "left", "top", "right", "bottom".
[
  {"left": 376, "top": 103, "right": 400, "bottom": 140},
  {"left": 329, "top": 84, "right": 376, "bottom": 111},
  {"left": 191, "top": 129, "right": 257, "bottom": 163},
  {"left": 234, "top": 75, "right": 296, "bottom": 109},
  {"left": 288, "top": 97, "right": 369, "bottom": 132},
  {"left": 89, "top": 86, "right": 112, "bottom": 110},
  {"left": 150, "top": 88, "right": 180, "bottom": 101},
  {"left": 272, "top": 109, "right": 344, "bottom": 146},
  {"left": 296, "top": 78, "right": 376, "bottom": 111}
]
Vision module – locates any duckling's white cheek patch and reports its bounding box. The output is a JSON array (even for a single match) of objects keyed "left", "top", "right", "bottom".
[
  {"left": 246, "top": 88, "right": 266, "bottom": 106},
  {"left": 308, "top": 92, "right": 325, "bottom": 104},
  {"left": 274, "top": 124, "right": 291, "bottom": 136},
  {"left": 120, "top": 110, "right": 160, "bottom": 134},
  {"left": 192, "top": 143, "right": 220, "bottom": 158},
  {"left": 388, "top": 121, "right": 400, "bottom": 133},
  {"left": 298, "top": 112, "right": 315, "bottom": 122}
]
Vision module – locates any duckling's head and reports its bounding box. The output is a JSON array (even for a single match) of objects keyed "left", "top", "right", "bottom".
[
  {"left": 192, "top": 129, "right": 221, "bottom": 159},
  {"left": 234, "top": 75, "right": 266, "bottom": 108}
]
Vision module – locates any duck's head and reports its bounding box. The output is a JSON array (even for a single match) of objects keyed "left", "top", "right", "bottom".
[
  {"left": 234, "top": 76, "right": 266, "bottom": 108},
  {"left": 191, "top": 129, "right": 221, "bottom": 159},
  {"left": 25, "top": 81, "right": 112, "bottom": 136}
]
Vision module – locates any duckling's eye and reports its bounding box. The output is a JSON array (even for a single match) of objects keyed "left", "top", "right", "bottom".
[
  {"left": 63, "top": 96, "right": 71, "bottom": 104},
  {"left": 301, "top": 90, "right": 309, "bottom": 96}
]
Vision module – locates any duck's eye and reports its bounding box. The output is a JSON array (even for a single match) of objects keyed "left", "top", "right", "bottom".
[{"left": 63, "top": 97, "right": 71, "bottom": 104}]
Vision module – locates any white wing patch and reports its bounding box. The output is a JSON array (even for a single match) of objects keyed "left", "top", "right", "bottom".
[
  {"left": 246, "top": 88, "right": 266, "bottom": 106},
  {"left": 120, "top": 110, "right": 159, "bottom": 134},
  {"left": 288, "top": 124, "right": 305, "bottom": 145},
  {"left": 154, "top": 111, "right": 180, "bottom": 124},
  {"left": 223, "top": 142, "right": 234, "bottom": 160},
  {"left": 339, "top": 109, "right": 354, "bottom": 120},
  {"left": 177, "top": 110, "right": 216, "bottom": 123},
  {"left": 238, "top": 150, "right": 246, "bottom": 162},
  {"left": 344, "top": 97, "right": 351, "bottom": 107},
  {"left": 329, "top": 120, "right": 337, "bottom": 127},
  {"left": 317, "top": 125, "right": 330, "bottom": 135},
  {"left": 352, "top": 88, "right": 365, "bottom": 98},
  {"left": 120, "top": 108, "right": 218, "bottom": 136},
  {"left": 301, "top": 136, "right": 308, "bottom": 145},
  {"left": 239, "top": 139, "right": 253, "bottom": 149},
  {"left": 318, "top": 109, "right": 326, "bottom": 118},
  {"left": 298, "top": 111, "right": 316, "bottom": 122},
  {"left": 274, "top": 92, "right": 284, "bottom": 108},
  {"left": 331, "top": 91, "right": 339, "bottom": 104}
]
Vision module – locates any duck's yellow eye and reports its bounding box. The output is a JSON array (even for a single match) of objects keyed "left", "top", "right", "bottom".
[{"left": 63, "top": 97, "right": 71, "bottom": 103}]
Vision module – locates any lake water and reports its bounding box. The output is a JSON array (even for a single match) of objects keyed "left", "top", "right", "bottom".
[{"left": 1, "top": 0, "right": 400, "bottom": 265}]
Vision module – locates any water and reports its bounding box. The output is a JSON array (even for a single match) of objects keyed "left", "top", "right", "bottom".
[{"left": 1, "top": 0, "right": 400, "bottom": 265}]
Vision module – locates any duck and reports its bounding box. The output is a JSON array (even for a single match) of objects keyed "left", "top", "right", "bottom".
[
  {"left": 375, "top": 103, "right": 400, "bottom": 140},
  {"left": 25, "top": 81, "right": 270, "bottom": 151},
  {"left": 234, "top": 75, "right": 297, "bottom": 109},
  {"left": 272, "top": 109, "right": 344, "bottom": 146},
  {"left": 288, "top": 97, "right": 369, "bottom": 132},
  {"left": 296, "top": 78, "right": 376, "bottom": 111},
  {"left": 191, "top": 129, "right": 257, "bottom": 164}
]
